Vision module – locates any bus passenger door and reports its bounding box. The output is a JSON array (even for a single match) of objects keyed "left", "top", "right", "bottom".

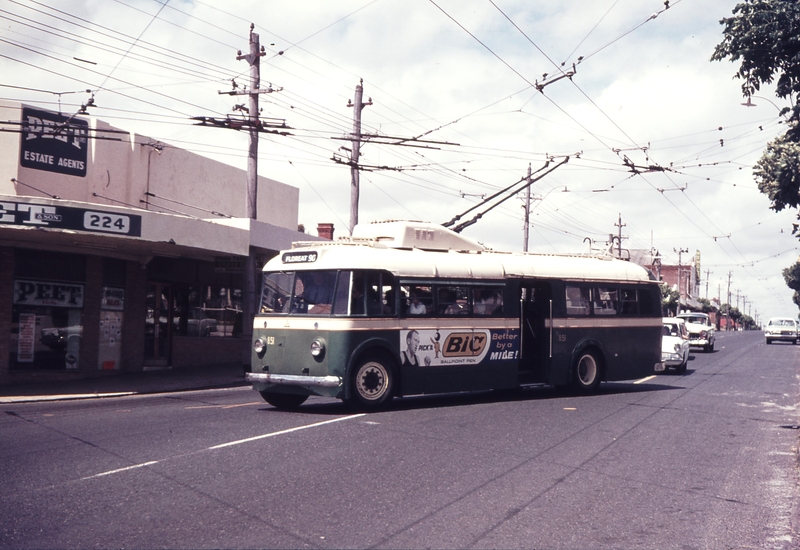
[{"left": 519, "top": 283, "right": 550, "bottom": 383}]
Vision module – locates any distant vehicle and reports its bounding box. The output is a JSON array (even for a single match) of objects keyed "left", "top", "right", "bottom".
[
  {"left": 662, "top": 317, "right": 690, "bottom": 373},
  {"left": 676, "top": 312, "right": 715, "bottom": 352},
  {"left": 764, "top": 317, "right": 798, "bottom": 345}
]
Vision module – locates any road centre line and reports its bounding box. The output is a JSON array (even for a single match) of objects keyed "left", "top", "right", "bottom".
[
  {"left": 81, "top": 414, "right": 366, "bottom": 481},
  {"left": 82, "top": 461, "right": 159, "bottom": 480},
  {"left": 634, "top": 375, "right": 657, "bottom": 384},
  {"left": 208, "top": 414, "right": 367, "bottom": 449}
]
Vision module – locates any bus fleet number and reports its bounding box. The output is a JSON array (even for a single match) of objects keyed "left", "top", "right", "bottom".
[{"left": 83, "top": 211, "right": 130, "bottom": 234}]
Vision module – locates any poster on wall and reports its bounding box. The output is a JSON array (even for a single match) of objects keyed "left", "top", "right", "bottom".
[
  {"left": 19, "top": 106, "right": 89, "bottom": 177},
  {"left": 17, "top": 313, "right": 36, "bottom": 363},
  {"left": 399, "top": 328, "right": 519, "bottom": 367}
]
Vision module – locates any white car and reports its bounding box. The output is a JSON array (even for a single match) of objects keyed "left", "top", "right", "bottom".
[
  {"left": 662, "top": 317, "right": 690, "bottom": 373},
  {"left": 764, "top": 317, "right": 798, "bottom": 344},
  {"left": 676, "top": 312, "right": 715, "bottom": 352}
]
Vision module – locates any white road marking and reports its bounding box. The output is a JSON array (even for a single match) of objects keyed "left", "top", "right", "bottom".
[
  {"left": 634, "top": 375, "right": 657, "bottom": 384},
  {"left": 208, "top": 414, "right": 366, "bottom": 450},
  {"left": 82, "top": 461, "right": 160, "bottom": 480},
  {"left": 80, "top": 414, "right": 367, "bottom": 481}
]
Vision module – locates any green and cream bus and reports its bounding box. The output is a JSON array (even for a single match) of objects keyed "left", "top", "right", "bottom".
[{"left": 246, "top": 221, "right": 664, "bottom": 410}]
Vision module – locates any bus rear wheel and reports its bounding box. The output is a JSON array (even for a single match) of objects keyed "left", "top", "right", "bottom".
[
  {"left": 260, "top": 391, "right": 308, "bottom": 410},
  {"left": 572, "top": 350, "right": 602, "bottom": 393},
  {"left": 349, "top": 354, "right": 395, "bottom": 410}
]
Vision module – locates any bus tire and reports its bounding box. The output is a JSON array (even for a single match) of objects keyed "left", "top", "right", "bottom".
[
  {"left": 572, "top": 350, "right": 602, "bottom": 393},
  {"left": 260, "top": 392, "right": 308, "bottom": 410},
  {"left": 349, "top": 354, "right": 395, "bottom": 410}
]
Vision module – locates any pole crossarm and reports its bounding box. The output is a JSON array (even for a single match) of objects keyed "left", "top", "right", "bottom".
[{"left": 191, "top": 115, "right": 292, "bottom": 135}]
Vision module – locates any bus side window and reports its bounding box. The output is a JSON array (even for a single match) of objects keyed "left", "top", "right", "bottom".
[
  {"left": 619, "top": 289, "right": 637, "bottom": 315},
  {"left": 438, "top": 286, "right": 468, "bottom": 315},
  {"left": 565, "top": 286, "right": 590, "bottom": 316},
  {"left": 593, "top": 288, "right": 618, "bottom": 316},
  {"left": 638, "top": 288, "right": 657, "bottom": 316},
  {"left": 366, "top": 271, "right": 396, "bottom": 316},
  {"left": 473, "top": 287, "right": 503, "bottom": 316}
]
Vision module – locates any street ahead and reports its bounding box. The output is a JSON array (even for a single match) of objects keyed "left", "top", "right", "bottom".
[{"left": 1, "top": 330, "right": 798, "bottom": 549}]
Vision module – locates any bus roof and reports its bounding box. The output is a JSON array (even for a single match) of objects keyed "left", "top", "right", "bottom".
[{"left": 266, "top": 221, "right": 655, "bottom": 283}]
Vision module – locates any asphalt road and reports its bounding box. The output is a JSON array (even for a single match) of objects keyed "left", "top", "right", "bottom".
[{"left": 1, "top": 330, "right": 798, "bottom": 549}]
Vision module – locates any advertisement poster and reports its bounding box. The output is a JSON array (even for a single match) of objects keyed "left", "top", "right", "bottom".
[
  {"left": 400, "top": 328, "right": 519, "bottom": 367},
  {"left": 17, "top": 313, "right": 36, "bottom": 363}
]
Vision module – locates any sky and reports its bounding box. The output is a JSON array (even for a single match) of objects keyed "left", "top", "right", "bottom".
[{"left": 1, "top": 0, "right": 798, "bottom": 323}]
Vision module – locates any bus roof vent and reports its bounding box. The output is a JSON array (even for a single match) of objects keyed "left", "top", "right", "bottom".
[{"left": 350, "top": 221, "right": 485, "bottom": 252}]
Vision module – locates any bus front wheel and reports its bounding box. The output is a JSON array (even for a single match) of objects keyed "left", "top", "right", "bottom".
[
  {"left": 260, "top": 391, "right": 308, "bottom": 410},
  {"left": 349, "top": 354, "right": 395, "bottom": 410},
  {"left": 572, "top": 350, "right": 602, "bottom": 393}
]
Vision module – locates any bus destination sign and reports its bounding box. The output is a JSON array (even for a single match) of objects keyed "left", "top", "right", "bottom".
[{"left": 282, "top": 251, "right": 318, "bottom": 264}]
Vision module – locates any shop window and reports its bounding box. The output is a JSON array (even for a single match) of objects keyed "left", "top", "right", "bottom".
[
  {"left": 10, "top": 278, "right": 85, "bottom": 370},
  {"left": 174, "top": 284, "right": 242, "bottom": 337}
]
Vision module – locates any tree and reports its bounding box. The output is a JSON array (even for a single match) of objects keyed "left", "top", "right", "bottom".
[
  {"left": 783, "top": 261, "right": 800, "bottom": 307},
  {"left": 712, "top": 0, "right": 800, "bottom": 222},
  {"left": 713, "top": 1, "right": 800, "bottom": 312},
  {"left": 660, "top": 282, "right": 680, "bottom": 316}
]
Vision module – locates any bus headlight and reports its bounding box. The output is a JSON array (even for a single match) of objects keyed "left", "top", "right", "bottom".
[
  {"left": 254, "top": 337, "right": 267, "bottom": 355},
  {"left": 310, "top": 338, "right": 326, "bottom": 358}
]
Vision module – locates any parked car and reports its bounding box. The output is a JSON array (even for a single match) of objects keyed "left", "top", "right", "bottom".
[
  {"left": 662, "top": 317, "right": 690, "bottom": 373},
  {"left": 676, "top": 312, "right": 715, "bottom": 351},
  {"left": 764, "top": 317, "right": 798, "bottom": 344}
]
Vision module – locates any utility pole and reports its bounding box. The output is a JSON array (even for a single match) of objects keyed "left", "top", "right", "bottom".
[
  {"left": 347, "top": 79, "right": 372, "bottom": 235},
  {"left": 523, "top": 163, "right": 531, "bottom": 252},
  {"left": 614, "top": 214, "right": 626, "bottom": 258},
  {"left": 192, "top": 25, "right": 290, "bottom": 369},
  {"left": 674, "top": 247, "right": 688, "bottom": 308},
  {"left": 726, "top": 271, "right": 732, "bottom": 331},
  {"left": 239, "top": 25, "right": 265, "bottom": 369},
  {"left": 704, "top": 269, "right": 712, "bottom": 299}
]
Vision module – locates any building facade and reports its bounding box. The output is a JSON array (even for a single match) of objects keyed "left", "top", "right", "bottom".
[{"left": 0, "top": 101, "right": 319, "bottom": 385}]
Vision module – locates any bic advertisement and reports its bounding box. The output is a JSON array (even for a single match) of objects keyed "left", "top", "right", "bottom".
[{"left": 399, "top": 328, "right": 519, "bottom": 367}]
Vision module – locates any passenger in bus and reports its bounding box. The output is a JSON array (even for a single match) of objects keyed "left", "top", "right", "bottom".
[
  {"left": 474, "top": 289, "right": 502, "bottom": 315},
  {"left": 401, "top": 330, "right": 422, "bottom": 366},
  {"left": 408, "top": 291, "right": 426, "bottom": 315}
]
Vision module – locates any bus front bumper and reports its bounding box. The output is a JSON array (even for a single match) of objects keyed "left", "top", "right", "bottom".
[{"left": 246, "top": 372, "right": 342, "bottom": 388}]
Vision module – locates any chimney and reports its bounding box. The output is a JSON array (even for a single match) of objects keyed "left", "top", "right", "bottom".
[{"left": 317, "top": 223, "right": 334, "bottom": 241}]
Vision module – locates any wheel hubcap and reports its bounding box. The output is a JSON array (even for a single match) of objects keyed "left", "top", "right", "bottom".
[
  {"left": 578, "top": 355, "right": 597, "bottom": 385},
  {"left": 357, "top": 362, "right": 387, "bottom": 400}
]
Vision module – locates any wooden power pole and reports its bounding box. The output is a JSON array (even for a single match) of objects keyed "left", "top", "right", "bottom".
[{"left": 348, "top": 79, "right": 372, "bottom": 235}]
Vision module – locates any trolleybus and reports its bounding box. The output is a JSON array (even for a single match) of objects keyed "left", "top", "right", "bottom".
[{"left": 246, "top": 221, "right": 664, "bottom": 410}]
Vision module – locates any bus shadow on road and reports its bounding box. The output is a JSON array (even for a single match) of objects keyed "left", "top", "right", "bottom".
[{"left": 259, "top": 380, "right": 682, "bottom": 415}]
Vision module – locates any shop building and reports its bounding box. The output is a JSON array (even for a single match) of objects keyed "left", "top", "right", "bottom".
[{"left": 0, "top": 101, "right": 320, "bottom": 385}]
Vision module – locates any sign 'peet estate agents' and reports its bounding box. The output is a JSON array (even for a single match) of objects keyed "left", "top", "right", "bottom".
[{"left": 20, "top": 106, "right": 89, "bottom": 178}]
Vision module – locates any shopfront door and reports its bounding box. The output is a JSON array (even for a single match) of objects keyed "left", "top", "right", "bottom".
[{"left": 144, "top": 282, "right": 173, "bottom": 366}]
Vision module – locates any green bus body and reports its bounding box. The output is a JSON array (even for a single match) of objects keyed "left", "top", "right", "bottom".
[{"left": 247, "top": 222, "right": 663, "bottom": 409}]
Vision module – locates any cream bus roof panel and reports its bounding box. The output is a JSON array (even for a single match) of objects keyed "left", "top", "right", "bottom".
[
  {"left": 265, "top": 220, "right": 653, "bottom": 283},
  {"left": 266, "top": 243, "right": 654, "bottom": 283}
]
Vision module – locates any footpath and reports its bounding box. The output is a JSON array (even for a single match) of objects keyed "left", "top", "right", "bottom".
[{"left": 0, "top": 363, "right": 249, "bottom": 403}]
